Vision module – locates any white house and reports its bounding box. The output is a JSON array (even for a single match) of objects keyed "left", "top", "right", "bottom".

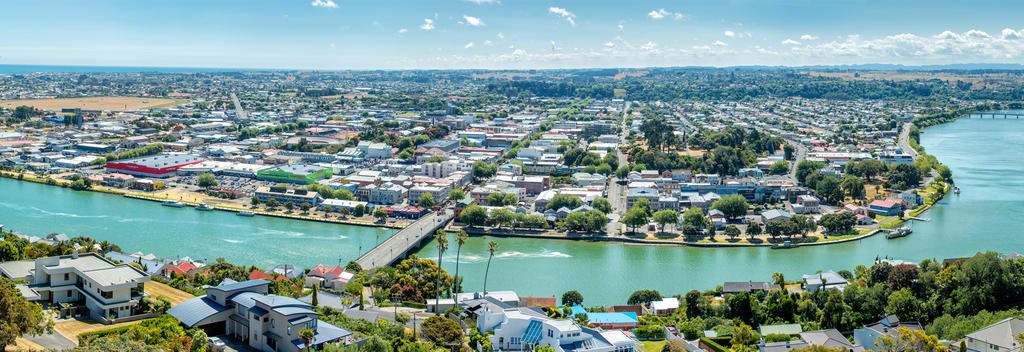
[{"left": 0, "top": 252, "right": 151, "bottom": 323}]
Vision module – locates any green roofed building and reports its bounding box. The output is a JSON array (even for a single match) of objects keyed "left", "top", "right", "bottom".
[{"left": 256, "top": 164, "right": 333, "bottom": 184}]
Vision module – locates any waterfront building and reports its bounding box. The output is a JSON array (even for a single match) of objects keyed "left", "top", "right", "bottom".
[
  {"left": 256, "top": 164, "right": 333, "bottom": 185},
  {"left": 106, "top": 153, "right": 207, "bottom": 178},
  {"left": 0, "top": 252, "right": 151, "bottom": 324},
  {"left": 255, "top": 186, "right": 323, "bottom": 205},
  {"left": 167, "top": 280, "right": 355, "bottom": 352}
]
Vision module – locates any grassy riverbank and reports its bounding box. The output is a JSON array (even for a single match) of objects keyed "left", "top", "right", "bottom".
[{"left": 0, "top": 169, "right": 411, "bottom": 229}]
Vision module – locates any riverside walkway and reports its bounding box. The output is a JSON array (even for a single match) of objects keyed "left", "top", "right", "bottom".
[{"left": 355, "top": 210, "right": 454, "bottom": 269}]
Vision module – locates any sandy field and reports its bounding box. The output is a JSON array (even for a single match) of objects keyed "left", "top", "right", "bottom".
[{"left": 0, "top": 96, "right": 187, "bottom": 111}]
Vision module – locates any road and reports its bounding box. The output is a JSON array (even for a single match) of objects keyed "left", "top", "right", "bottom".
[
  {"left": 354, "top": 210, "right": 453, "bottom": 270},
  {"left": 786, "top": 139, "right": 807, "bottom": 181},
  {"left": 897, "top": 122, "right": 919, "bottom": 159},
  {"left": 606, "top": 101, "right": 631, "bottom": 236},
  {"left": 230, "top": 92, "right": 246, "bottom": 120}
]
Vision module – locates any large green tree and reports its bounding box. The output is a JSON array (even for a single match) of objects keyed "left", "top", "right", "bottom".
[
  {"left": 711, "top": 194, "right": 749, "bottom": 220},
  {"left": 1, "top": 277, "right": 53, "bottom": 348}
]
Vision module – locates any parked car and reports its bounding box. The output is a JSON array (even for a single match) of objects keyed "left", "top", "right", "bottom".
[{"left": 208, "top": 337, "right": 226, "bottom": 352}]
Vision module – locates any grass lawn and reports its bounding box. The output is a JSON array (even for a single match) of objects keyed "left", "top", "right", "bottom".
[
  {"left": 54, "top": 318, "right": 145, "bottom": 341},
  {"left": 145, "top": 281, "right": 195, "bottom": 305},
  {"left": 642, "top": 340, "right": 667, "bottom": 352},
  {"left": 8, "top": 338, "right": 45, "bottom": 351}
]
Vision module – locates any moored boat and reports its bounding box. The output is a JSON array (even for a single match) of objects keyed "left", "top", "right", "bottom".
[
  {"left": 237, "top": 210, "right": 255, "bottom": 217},
  {"left": 162, "top": 200, "right": 184, "bottom": 208},
  {"left": 197, "top": 203, "right": 214, "bottom": 211}
]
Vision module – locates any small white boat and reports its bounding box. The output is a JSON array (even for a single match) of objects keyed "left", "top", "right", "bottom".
[
  {"left": 237, "top": 211, "right": 255, "bottom": 217},
  {"left": 196, "top": 203, "right": 214, "bottom": 211},
  {"left": 162, "top": 200, "right": 184, "bottom": 208},
  {"left": 954, "top": 187, "right": 960, "bottom": 195}
]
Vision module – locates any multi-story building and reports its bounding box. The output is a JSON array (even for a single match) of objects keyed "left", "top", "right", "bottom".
[
  {"left": 168, "top": 280, "right": 354, "bottom": 352},
  {"left": 369, "top": 182, "right": 407, "bottom": 205},
  {"left": 409, "top": 185, "right": 448, "bottom": 205},
  {"left": 255, "top": 187, "right": 323, "bottom": 205},
  {"left": 0, "top": 252, "right": 151, "bottom": 324}
]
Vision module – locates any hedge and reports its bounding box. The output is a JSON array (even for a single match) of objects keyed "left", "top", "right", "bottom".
[
  {"left": 77, "top": 325, "right": 133, "bottom": 344},
  {"left": 699, "top": 337, "right": 729, "bottom": 352}
]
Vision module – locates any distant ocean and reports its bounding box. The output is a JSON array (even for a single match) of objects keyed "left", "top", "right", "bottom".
[{"left": 0, "top": 64, "right": 280, "bottom": 74}]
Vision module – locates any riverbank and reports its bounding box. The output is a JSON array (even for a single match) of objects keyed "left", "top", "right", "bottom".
[
  {"left": 0, "top": 169, "right": 411, "bottom": 229},
  {"left": 451, "top": 224, "right": 888, "bottom": 248}
]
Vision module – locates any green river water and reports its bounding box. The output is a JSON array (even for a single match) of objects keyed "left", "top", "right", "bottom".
[{"left": 1, "top": 116, "right": 1021, "bottom": 304}]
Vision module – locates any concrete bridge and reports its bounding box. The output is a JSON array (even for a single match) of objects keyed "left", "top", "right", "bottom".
[
  {"left": 966, "top": 112, "right": 1024, "bottom": 119},
  {"left": 354, "top": 210, "right": 454, "bottom": 270}
]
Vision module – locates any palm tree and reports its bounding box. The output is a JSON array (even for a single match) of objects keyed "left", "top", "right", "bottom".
[
  {"left": 434, "top": 230, "right": 448, "bottom": 314},
  {"left": 299, "top": 328, "right": 315, "bottom": 351},
  {"left": 452, "top": 230, "right": 468, "bottom": 302},
  {"left": 483, "top": 240, "right": 499, "bottom": 294}
]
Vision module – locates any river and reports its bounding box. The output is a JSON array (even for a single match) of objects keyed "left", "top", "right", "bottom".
[
  {"left": 1, "top": 116, "right": 1021, "bottom": 305},
  {"left": 0, "top": 178, "right": 395, "bottom": 269},
  {"left": 414, "top": 116, "right": 1024, "bottom": 304}
]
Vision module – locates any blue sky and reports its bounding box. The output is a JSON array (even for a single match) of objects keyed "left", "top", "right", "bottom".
[{"left": 1, "top": 0, "right": 1023, "bottom": 69}]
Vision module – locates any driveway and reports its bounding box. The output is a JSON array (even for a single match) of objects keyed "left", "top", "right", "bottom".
[{"left": 24, "top": 331, "right": 76, "bottom": 351}]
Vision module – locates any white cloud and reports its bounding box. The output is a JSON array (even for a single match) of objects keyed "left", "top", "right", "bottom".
[
  {"left": 551, "top": 41, "right": 562, "bottom": 51},
  {"left": 713, "top": 40, "right": 728, "bottom": 46},
  {"left": 464, "top": 42, "right": 475, "bottom": 49},
  {"left": 484, "top": 40, "right": 493, "bottom": 46},
  {"left": 790, "top": 28, "right": 1024, "bottom": 61},
  {"left": 618, "top": 24, "right": 624, "bottom": 32},
  {"left": 604, "top": 41, "right": 615, "bottom": 48},
  {"left": 310, "top": 0, "right": 337, "bottom": 8},
  {"left": 549, "top": 7, "right": 576, "bottom": 26},
  {"left": 800, "top": 34, "right": 820, "bottom": 41},
  {"left": 782, "top": 39, "right": 801, "bottom": 46},
  {"left": 647, "top": 9, "right": 687, "bottom": 20},
  {"left": 641, "top": 41, "right": 658, "bottom": 51},
  {"left": 497, "top": 32, "right": 505, "bottom": 40},
  {"left": 462, "top": 15, "right": 484, "bottom": 27},
  {"left": 398, "top": 28, "right": 408, "bottom": 33},
  {"left": 724, "top": 31, "right": 752, "bottom": 39},
  {"left": 462, "top": 0, "right": 499, "bottom": 4},
  {"left": 419, "top": 19, "right": 434, "bottom": 31}
]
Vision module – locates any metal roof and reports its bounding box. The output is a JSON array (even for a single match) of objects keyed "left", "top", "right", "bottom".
[{"left": 167, "top": 296, "right": 230, "bottom": 327}]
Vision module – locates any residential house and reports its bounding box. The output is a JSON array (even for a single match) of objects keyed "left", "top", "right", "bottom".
[
  {"left": 853, "top": 315, "right": 923, "bottom": 350},
  {"left": 649, "top": 298, "right": 679, "bottom": 317},
  {"left": 794, "top": 195, "right": 820, "bottom": 214},
  {"left": 963, "top": 317, "right": 1024, "bottom": 352},
  {"left": 481, "top": 307, "right": 640, "bottom": 352},
  {"left": 802, "top": 271, "right": 849, "bottom": 293},
  {"left": 305, "top": 264, "right": 355, "bottom": 290},
  {"left": 0, "top": 252, "right": 151, "bottom": 323},
  {"left": 167, "top": 280, "right": 355, "bottom": 352},
  {"left": 722, "top": 281, "right": 778, "bottom": 295}
]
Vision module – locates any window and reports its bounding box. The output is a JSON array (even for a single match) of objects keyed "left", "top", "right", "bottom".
[
  {"left": 288, "top": 327, "right": 292, "bottom": 336},
  {"left": 67, "top": 291, "right": 72, "bottom": 298},
  {"left": 270, "top": 319, "right": 275, "bottom": 328},
  {"left": 64, "top": 273, "right": 69, "bottom": 281},
  {"left": 101, "top": 290, "right": 113, "bottom": 299}
]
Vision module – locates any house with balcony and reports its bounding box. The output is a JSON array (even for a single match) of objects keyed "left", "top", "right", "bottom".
[
  {"left": 0, "top": 252, "right": 151, "bottom": 324},
  {"left": 479, "top": 305, "right": 640, "bottom": 352},
  {"left": 168, "top": 280, "right": 354, "bottom": 352}
]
